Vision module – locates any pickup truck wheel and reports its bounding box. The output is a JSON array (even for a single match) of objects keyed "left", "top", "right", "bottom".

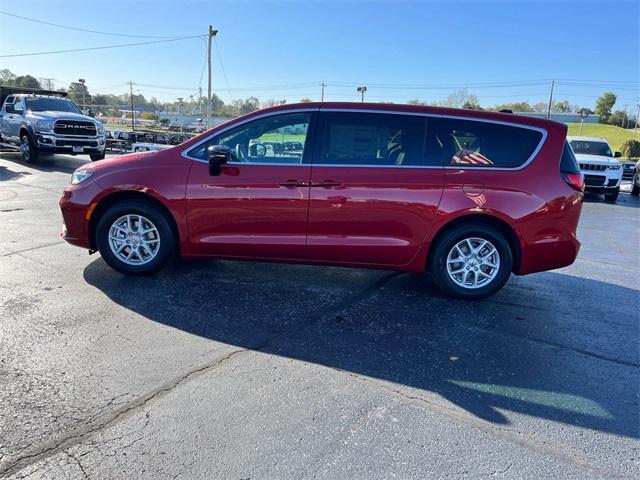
[
  {"left": 20, "top": 134, "right": 39, "bottom": 164},
  {"left": 96, "top": 200, "right": 175, "bottom": 275},
  {"left": 90, "top": 152, "right": 106, "bottom": 161},
  {"left": 631, "top": 175, "right": 639, "bottom": 196},
  {"left": 429, "top": 223, "right": 512, "bottom": 300},
  {"left": 605, "top": 188, "right": 620, "bottom": 203}
]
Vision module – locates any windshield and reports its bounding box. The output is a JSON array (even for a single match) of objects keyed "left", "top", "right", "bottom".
[
  {"left": 25, "top": 97, "right": 82, "bottom": 114},
  {"left": 569, "top": 140, "right": 612, "bottom": 157}
]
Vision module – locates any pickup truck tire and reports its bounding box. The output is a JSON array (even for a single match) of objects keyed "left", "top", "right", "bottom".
[
  {"left": 90, "top": 152, "right": 106, "bottom": 161},
  {"left": 20, "top": 133, "right": 39, "bottom": 164},
  {"left": 604, "top": 188, "right": 620, "bottom": 203}
]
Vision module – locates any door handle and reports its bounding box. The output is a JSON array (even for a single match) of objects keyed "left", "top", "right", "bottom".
[
  {"left": 312, "top": 180, "right": 342, "bottom": 188},
  {"left": 279, "top": 179, "right": 309, "bottom": 188}
]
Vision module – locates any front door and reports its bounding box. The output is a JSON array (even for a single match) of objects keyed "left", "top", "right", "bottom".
[
  {"left": 185, "top": 110, "right": 317, "bottom": 259},
  {"left": 306, "top": 110, "right": 444, "bottom": 267}
]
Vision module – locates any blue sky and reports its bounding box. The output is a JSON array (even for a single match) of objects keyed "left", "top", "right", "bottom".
[{"left": 1, "top": 0, "right": 638, "bottom": 109}]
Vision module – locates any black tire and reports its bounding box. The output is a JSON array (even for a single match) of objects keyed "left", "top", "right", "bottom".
[
  {"left": 631, "top": 176, "right": 639, "bottom": 196},
  {"left": 429, "top": 223, "right": 513, "bottom": 300},
  {"left": 20, "top": 133, "right": 39, "bottom": 164},
  {"left": 605, "top": 188, "right": 620, "bottom": 203},
  {"left": 96, "top": 200, "right": 176, "bottom": 275},
  {"left": 90, "top": 152, "right": 106, "bottom": 161}
]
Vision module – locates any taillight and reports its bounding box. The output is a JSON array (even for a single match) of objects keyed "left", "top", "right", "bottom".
[{"left": 562, "top": 172, "right": 585, "bottom": 192}]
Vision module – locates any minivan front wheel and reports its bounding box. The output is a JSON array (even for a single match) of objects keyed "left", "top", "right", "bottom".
[
  {"left": 429, "top": 223, "right": 513, "bottom": 300},
  {"left": 96, "top": 200, "right": 175, "bottom": 275}
]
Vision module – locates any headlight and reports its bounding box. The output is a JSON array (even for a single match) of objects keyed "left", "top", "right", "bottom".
[
  {"left": 71, "top": 169, "right": 94, "bottom": 185},
  {"left": 35, "top": 120, "right": 54, "bottom": 132},
  {"left": 608, "top": 164, "right": 622, "bottom": 170},
  {"left": 95, "top": 123, "right": 105, "bottom": 134}
]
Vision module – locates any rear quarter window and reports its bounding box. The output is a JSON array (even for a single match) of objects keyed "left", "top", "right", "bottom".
[{"left": 427, "top": 117, "right": 543, "bottom": 168}]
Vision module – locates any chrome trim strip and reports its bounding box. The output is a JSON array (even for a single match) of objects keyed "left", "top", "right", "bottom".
[{"left": 181, "top": 107, "right": 548, "bottom": 171}]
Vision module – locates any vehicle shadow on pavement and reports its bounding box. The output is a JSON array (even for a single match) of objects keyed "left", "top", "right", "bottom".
[
  {"left": 83, "top": 259, "right": 639, "bottom": 439},
  {"left": 0, "top": 152, "right": 88, "bottom": 174},
  {"left": 583, "top": 192, "right": 640, "bottom": 209}
]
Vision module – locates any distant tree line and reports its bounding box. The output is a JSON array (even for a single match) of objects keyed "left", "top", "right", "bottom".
[{"left": 0, "top": 69, "right": 635, "bottom": 128}]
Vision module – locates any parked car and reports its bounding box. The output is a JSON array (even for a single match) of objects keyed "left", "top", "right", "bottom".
[
  {"left": 621, "top": 160, "right": 637, "bottom": 180},
  {"left": 60, "top": 103, "right": 584, "bottom": 299},
  {"left": 632, "top": 159, "right": 640, "bottom": 196},
  {"left": 567, "top": 136, "right": 623, "bottom": 202},
  {"left": 0, "top": 86, "right": 106, "bottom": 163}
]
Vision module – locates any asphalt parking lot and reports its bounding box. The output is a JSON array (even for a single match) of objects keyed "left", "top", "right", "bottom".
[{"left": 0, "top": 152, "right": 638, "bottom": 479}]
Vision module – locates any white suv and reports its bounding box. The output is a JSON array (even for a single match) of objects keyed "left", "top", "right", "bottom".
[{"left": 568, "top": 136, "right": 623, "bottom": 202}]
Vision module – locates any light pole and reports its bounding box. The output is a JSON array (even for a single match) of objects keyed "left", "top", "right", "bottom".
[
  {"left": 578, "top": 108, "right": 589, "bottom": 136},
  {"left": 357, "top": 86, "right": 367, "bottom": 103},
  {"left": 177, "top": 97, "right": 184, "bottom": 134},
  {"left": 78, "top": 78, "right": 86, "bottom": 112}
]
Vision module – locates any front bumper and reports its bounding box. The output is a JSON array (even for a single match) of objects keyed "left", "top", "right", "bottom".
[
  {"left": 582, "top": 170, "right": 622, "bottom": 192},
  {"left": 37, "top": 133, "right": 106, "bottom": 154},
  {"left": 59, "top": 181, "right": 103, "bottom": 250}
]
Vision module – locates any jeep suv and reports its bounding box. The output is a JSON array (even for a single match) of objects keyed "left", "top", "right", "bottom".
[
  {"left": 568, "top": 136, "right": 623, "bottom": 202},
  {"left": 60, "top": 103, "right": 584, "bottom": 299},
  {"left": 0, "top": 92, "right": 106, "bottom": 163}
]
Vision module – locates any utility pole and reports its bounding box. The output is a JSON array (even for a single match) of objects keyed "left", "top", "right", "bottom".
[
  {"left": 177, "top": 97, "right": 184, "bottom": 133},
  {"left": 622, "top": 104, "right": 628, "bottom": 129},
  {"left": 198, "top": 86, "right": 203, "bottom": 115},
  {"left": 320, "top": 82, "right": 326, "bottom": 102},
  {"left": 78, "top": 78, "right": 86, "bottom": 112},
  {"left": 129, "top": 80, "right": 135, "bottom": 131},
  {"left": 546, "top": 80, "right": 554, "bottom": 120},
  {"left": 634, "top": 102, "right": 640, "bottom": 139},
  {"left": 41, "top": 78, "right": 54, "bottom": 90},
  {"left": 207, "top": 25, "right": 218, "bottom": 129}
]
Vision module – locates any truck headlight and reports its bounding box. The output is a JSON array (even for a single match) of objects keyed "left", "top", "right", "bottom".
[
  {"left": 71, "top": 169, "right": 94, "bottom": 185},
  {"left": 35, "top": 120, "right": 54, "bottom": 133},
  {"left": 95, "top": 123, "right": 105, "bottom": 134}
]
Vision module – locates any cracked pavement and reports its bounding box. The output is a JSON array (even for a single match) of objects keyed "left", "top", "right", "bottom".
[{"left": 0, "top": 152, "right": 639, "bottom": 479}]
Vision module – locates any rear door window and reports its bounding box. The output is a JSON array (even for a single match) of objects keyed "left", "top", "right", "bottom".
[
  {"left": 426, "top": 117, "right": 543, "bottom": 168},
  {"left": 317, "top": 112, "right": 427, "bottom": 166}
]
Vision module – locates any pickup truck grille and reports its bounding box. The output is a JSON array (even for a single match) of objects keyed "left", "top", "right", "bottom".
[
  {"left": 54, "top": 120, "right": 97, "bottom": 136},
  {"left": 579, "top": 163, "right": 606, "bottom": 171},
  {"left": 584, "top": 174, "right": 605, "bottom": 187}
]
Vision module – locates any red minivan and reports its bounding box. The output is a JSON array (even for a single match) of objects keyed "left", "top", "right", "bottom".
[{"left": 60, "top": 103, "right": 584, "bottom": 299}]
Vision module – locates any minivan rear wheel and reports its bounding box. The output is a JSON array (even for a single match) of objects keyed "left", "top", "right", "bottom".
[
  {"left": 429, "top": 223, "right": 512, "bottom": 300},
  {"left": 96, "top": 200, "right": 175, "bottom": 275}
]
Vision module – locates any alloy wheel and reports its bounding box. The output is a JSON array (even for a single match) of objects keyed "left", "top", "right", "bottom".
[
  {"left": 108, "top": 214, "right": 161, "bottom": 266},
  {"left": 446, "top": 237, "right": 500, "bottom": 289}
]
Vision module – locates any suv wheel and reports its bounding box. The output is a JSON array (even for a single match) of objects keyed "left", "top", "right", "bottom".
[
  {"left": 631, "top": 174, "right": 639, "bottom": 196},
  {"left": 20, "top": 134, "right": 39, "bottom": 164},
  {"left": 96, "top": 200, "right": 175, "bottom": 275},
  {"left": 605, "top": 188, "right": 620, "bottom": 203},
  {"left": 429, "top": 223, "right": 513, "bottom": 300},
  {"left": 90, "top": 152, "right": 106, "bottom": 161}
]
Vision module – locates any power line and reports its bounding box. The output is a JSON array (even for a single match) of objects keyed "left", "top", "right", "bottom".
[
  {"left": 214, "top": 37, "right": 234, "bottom": 102},
  {"left": 0, "top": 35, "right": 205, "bottom": 57},
  {"left": 0, "top": 10, "right": 192, "bottom": 39}
]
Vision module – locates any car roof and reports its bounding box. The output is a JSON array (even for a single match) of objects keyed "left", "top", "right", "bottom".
[{"left": 567, "top": 136, "right": 609, "bottom": 143}]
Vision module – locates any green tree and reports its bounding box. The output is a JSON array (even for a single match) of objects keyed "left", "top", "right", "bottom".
[
  {"left": 621, "top": 140, "right": 640, "bottom": 158},
  {"left": 0, "top": 68, "right": 16, "bottom": 85},
  {"left": 594, "top": 92, "right": 617, "bottom": 123},
  {"left": 67, "top": 81, "right": 91, "bottom": 108},
  {"left": 553, "top": 100, "right": 571, "bottom": 113},
  {"left": 13, "top": 75, "right": 41, "bottom": 89},
  {"left": 299, "top": 98, "right": 312, "bottom": 103},
  {"left": 493, "top": 102, "right": 534, "bottom": 112}
]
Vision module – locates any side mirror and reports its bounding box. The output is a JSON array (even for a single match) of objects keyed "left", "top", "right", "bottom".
[
  {"left": 249, "top": 143, "right": 267, "bottom": 157},
  {"left": 614, "top": 151, "right": 622, "bottom": 158},
  {"left": 208, "top": 145, "right": 232, "bottom": 176}
]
